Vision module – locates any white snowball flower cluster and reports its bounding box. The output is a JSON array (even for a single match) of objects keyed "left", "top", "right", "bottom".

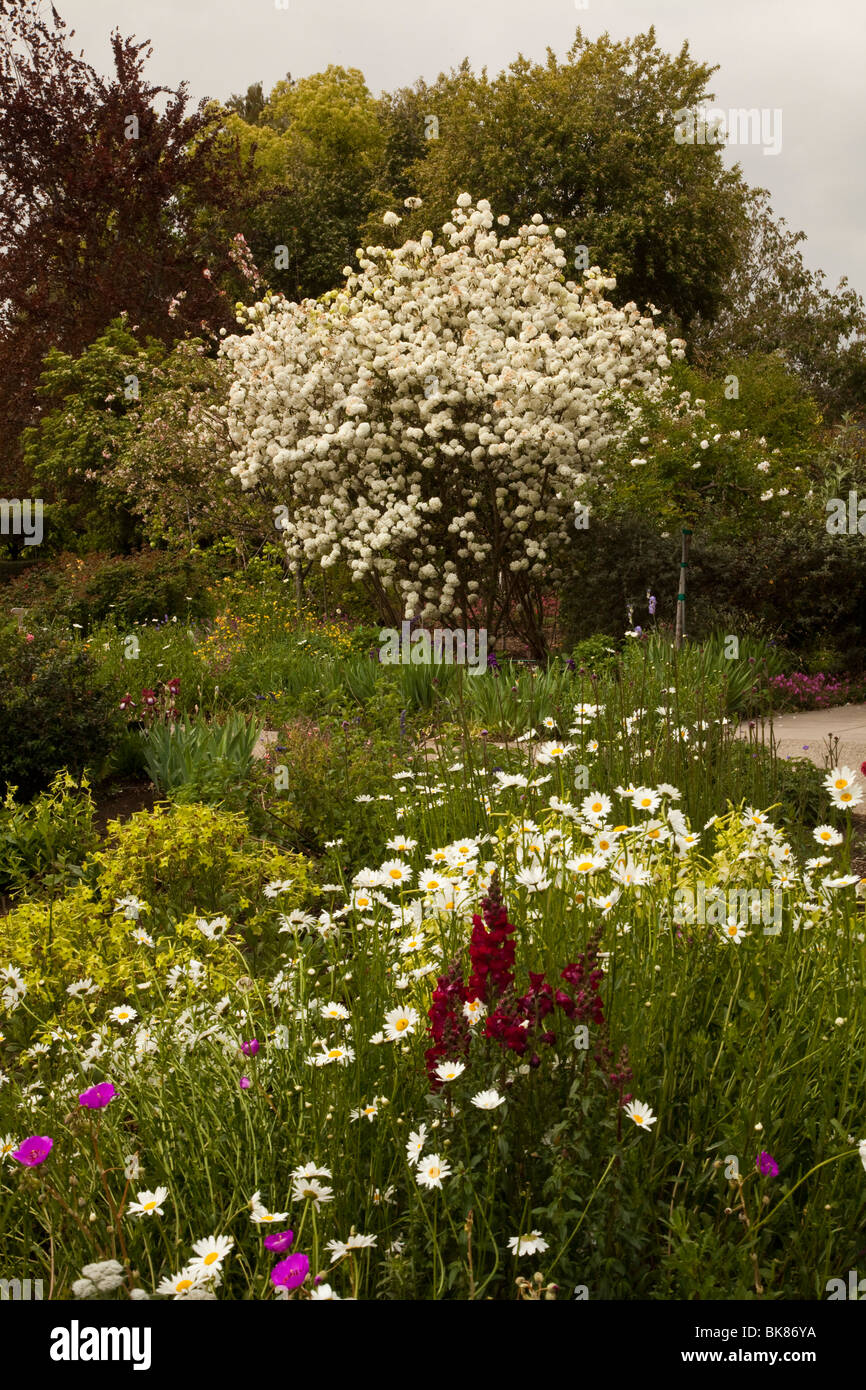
[{"left": 221, "top": 196, "right": 684, "bottom": 626}]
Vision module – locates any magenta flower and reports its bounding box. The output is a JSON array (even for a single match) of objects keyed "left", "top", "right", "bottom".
[
  {"left": 240, "top": 1039, "right": 259, "bottom": 1057},
  {"left": 264, "top": 1229, "right": 295, "bottom": 1253},
  {"left": 756, "top": 1150, "right": 779, "bottom": 1177},
  {"left": 271, "top": 1253, "right": 309, "bottom": 1291},
  {"left": 12, "top": 1135, "right": 53, "bottom": 1166},
  {"left": 78, "top": 1082, "right": 116, "bottom": 1110},
  {"left": 239, "top": 1077, "right": 251, "bottom": 1091}
]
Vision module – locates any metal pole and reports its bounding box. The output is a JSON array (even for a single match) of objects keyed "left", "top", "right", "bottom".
[{"left": 675, "top": 528, "right": 692, "bottom": 650}]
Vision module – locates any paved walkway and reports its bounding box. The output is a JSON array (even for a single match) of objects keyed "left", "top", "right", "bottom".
[{"left": 738, "top": 703, "right": 866, "bottom": 770}]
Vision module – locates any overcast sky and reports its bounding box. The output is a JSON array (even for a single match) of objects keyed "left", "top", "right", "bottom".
[{"left": 52, "top": 0, "right": 866, "bottom": 300}]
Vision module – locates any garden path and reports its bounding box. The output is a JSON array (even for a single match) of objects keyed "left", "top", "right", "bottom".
[{"left": 737, "top": 703, "right": 866, "bottom": 770}]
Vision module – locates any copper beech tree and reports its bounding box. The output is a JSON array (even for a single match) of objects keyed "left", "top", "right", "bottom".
[{"left": 0, "top": 0, "right": 256, "bottom": 486}]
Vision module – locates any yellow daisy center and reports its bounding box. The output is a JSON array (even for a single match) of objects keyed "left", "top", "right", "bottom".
[{"left": 204, "top": 1252, "right": 219, "bottom": 1265}]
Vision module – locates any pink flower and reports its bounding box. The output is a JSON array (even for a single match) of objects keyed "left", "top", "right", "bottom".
[
  {"left": 271, "top": 1253, "right": 309, "bottom": 1291},
  {"left": 241, "top": 1039, "right": 259, "bottom": 1057},
  {"left": 12, "top": 1136, "right": 53, "bottom": 1166},
  {"left": 264, "top": 1229, "right": 294, "bottom": 1253},
  {"left": 78, "top": 1082, "right": 116, "bottom": 1110},
  {"left": 239, "top": 1077, "right": 251, "bottom": 1090},
  {"left": 25, "top": 633, "right": 34, "bottom": 642}
]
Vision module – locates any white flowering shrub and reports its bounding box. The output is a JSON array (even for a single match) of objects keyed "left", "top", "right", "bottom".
[{"left": 221, "top": 195, "right": 685, "bottom": 646}]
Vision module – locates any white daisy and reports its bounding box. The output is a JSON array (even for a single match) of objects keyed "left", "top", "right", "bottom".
[
  {"left": 434, "top": 1060, "right": 466, "bottom": 1083},
  {"left": 405, "top": 1125, "right": 428, "bottom": 1162},
  {"left": 383, "top": 1005, "right": 420, "bottom": 1041},
  {"left": 508, "top": 1230, "right": 549, "bottom": 1256},
  {"left": 624, "top": 1100, "right": 657, "bottom": 1130},
  {"left": 127, "top": 1186, "right": 169, "bottom": 1217},
  {"left": 188, "top": 1234, "right": 234, "bottom": 1276},
  {"left": 471, "top": 1089, "right": 505, "bottom": 1110},
  {"left": 416, "top": 1154, "right": 452, "bottom": 1189}
]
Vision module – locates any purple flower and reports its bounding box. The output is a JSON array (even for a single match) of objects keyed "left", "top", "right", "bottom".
[
  {"left": 264, "top": 1229, "right": 295, "bottom": 1253},
  {"left": 239, "top": 1077, "right": 251, "bottom": 1090},
  {"left": 240, "top": 1039, "right": 259, "bottom": 1057},
  {"left": 756, "top": 1150, "right": 779, "bottom": 1177},
  {"left": 78, "top": 1082, "right": 116, "bottom": 1110},
  {"left": 271, "top": 1253, "right": 310, "bottom": 1291},
  {"left": 12, "top": 1135, "right": 53, "bottom": 1166},
  {"left": 647, "top": 593, "right": 657, "bottom": 616}
]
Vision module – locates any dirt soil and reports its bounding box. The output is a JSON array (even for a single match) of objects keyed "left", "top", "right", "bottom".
[{"left": 91, "top": 779, "right": 156, "bottom": 837}]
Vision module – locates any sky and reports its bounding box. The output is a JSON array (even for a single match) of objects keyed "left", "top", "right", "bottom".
[{"left": 51, "top": 0, "right": 866, "bottom": 301}]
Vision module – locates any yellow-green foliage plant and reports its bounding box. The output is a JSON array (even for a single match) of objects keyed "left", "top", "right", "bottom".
[
  {"left": 0, "top": 802, "right": 314, "bottom": 1050},
  {"left": 90, "top": 802, "right": 314, "bottom": 930}
]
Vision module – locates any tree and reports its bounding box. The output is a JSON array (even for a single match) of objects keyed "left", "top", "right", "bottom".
[
  {"left": 689, "top": 187, "right": 866, "bottom": 419},
  {"left": 20, "top": 317, "right": 275, "bottom": 554},
  {"left": 225, "top": 80, "right": 266, "bottom": 125},
  {"left": 564, "top": 353, "right": 826, "bottom": 646},
  {"left": 0, "top": 1, "right": 257, "bottom": 466},
  {"left": 362, "top": 29, "right": 749, "bottom": 329},
  {"left": 219, "top": 66, "right": 386, "bottom": 303},
  {"left": 221, "top": 196, "right": 684, "bottom": 655}
]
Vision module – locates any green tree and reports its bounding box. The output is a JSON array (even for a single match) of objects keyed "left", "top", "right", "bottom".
[
  {"left": 219, "top": 66, "right": 386, "bottom": 301},
  {"left": 363, "top": 29, "right": 749, "bottom": 327},
  {"left": 21, "top": 318, "right": 276, "bottom": 555},
  {"left": 689, "top": 187, "right": 866, "bottom": 420},
  {"left": 21, "top": 318, "right": 162, "bottom": 552}
]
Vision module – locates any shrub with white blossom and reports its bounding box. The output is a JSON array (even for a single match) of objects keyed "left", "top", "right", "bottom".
[{"left": 221, "top": 195, "right": 685, "bottom": 650}]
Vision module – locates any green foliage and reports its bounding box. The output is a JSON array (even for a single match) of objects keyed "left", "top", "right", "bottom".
[
  {"left": 372, "top": 29, "right": 749, "bottom": 326},
  {"left": 142, "top": 713, "right": 262, "bottom": 800},
  {"left": 0, "top": 884, "right": 153, "bottom": 1039},
  {"left": 593, "top": 358, "right": 820, "bottom": 543},
  {"left": 0, "top": 772, "right": 98, "bottom": 900},
  {"left": 222, "top": 66, "right": 385, "bottom": 302},
  {"left": 258, "top": 712, "right": 409, "bottom": 869},
  {"left": 2, "top": 549, "right": 216, "bottom": 632},
  {"left": 21, "top": 318, "right": 163, "bottom": 553},
  {"left": 20, "top": 320, "right": 274, "bottom": 556},
  {"left": 90, "top": 801, "right": 313, "bottom": 930},
  {"left": 0, "top": 625, "right": 123, "bottom": 799},
  {"left": 691, "top": 186, "right": 866, "bottom": 420},
  {"left": 568, "top": 634, "right": 622, "bottom": 676}
]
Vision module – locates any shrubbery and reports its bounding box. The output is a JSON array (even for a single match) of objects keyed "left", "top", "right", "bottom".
[{"left": 0, "top": 624, "right": 124, "bottom": 798}]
